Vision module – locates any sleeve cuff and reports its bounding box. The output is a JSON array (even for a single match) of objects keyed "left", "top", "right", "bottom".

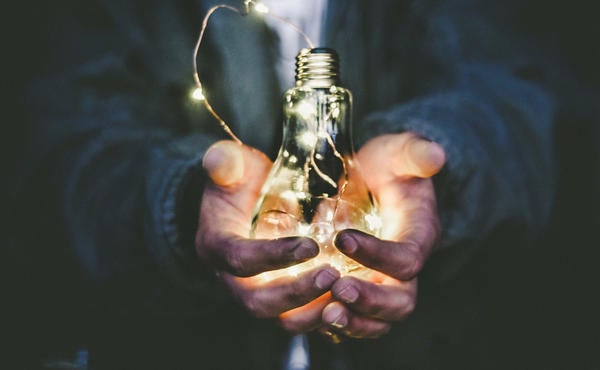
[{"left": 145, "top": 134, "right": 231, "bottom": 306}]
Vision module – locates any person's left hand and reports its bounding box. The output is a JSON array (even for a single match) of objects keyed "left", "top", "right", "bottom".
[{"left": 319, "top": 132, "right": 446, "bottom": 340}]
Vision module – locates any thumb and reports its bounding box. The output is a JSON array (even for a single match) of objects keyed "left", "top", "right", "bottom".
[
  {"left": 199, "top": 141, "right": 272, "bottom": 239},
  {"left": 401, "top": 135, "right": 446, "bottom": 178},
  {"left": 202, "top": 140, "right": 245, "bottom": 187},
  {"left": 360, "top": 133, "right": 446, "bottom": 180}
]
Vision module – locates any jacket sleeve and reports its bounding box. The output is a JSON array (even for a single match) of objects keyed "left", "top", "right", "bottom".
[
  {"left": 354, "top": 0, "right": 557, "bottom": 281},
  {"left": 14, "top": 0, "right": 229, "bottom": 315}
]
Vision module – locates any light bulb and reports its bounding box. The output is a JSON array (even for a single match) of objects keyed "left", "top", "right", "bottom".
[{"left": 251, "top": 48, "right": 381, "bottom": 281}]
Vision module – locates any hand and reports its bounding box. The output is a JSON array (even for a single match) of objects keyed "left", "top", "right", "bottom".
[
  {"left": 195, "top": 140, "right": 340, "bottom": 322},
  {"left": 321, "top": 132, "right": 446, "bottom": 340}
]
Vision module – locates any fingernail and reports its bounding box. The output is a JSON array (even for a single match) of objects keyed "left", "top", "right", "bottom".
[
  {"left": 323, "top": 305, "right": 348, "bottom": 329},
  {"left": 292, "top": 239, "right": 319, "bottom": 260},
  {"left": 334, "top": 232, "right": 358, "bottom": 255},
  {"left": 336, "top": 283, "right": 359, "bottom": 303},
  {"left": 315, "top": 269, "right": 339, "bottom": 290}
]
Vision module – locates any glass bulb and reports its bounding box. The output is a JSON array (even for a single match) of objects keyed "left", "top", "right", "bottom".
[{"left": 251, "top": 48, "right": 381, "bottom": 281}]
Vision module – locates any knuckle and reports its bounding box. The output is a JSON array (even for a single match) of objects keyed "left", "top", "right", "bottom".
[
  {"left": 241, "top": 293, "right": 267, "bottom": 318},
  {"left": 332, "top": 278, "right": 360, "bottom": 303},
  {"left": 225, "top": 244, "right": 248, "bottom": 276},
  {"left": 405, "top": 257, "right": 423, "bottom": 279},
  {"left": 404, "top": 298, "right": 416, "bottom": 317},
  {"left": 397, "top": 243, "right": 423, "bottom": 279},
  {"left": 349, "top": 288, "right": 375, "bottom": 313},
  {"left": 287, "top": 280, "right": 310, "bottom": 306},
  {"left": 371, "top": 324, "right": 392, "bottom": 339},
  {"left": 364, "top": 298, "right": 391, "bottom": 319},
  {"left": 398, "top": 293, "right": 416, "bottom": 318},
  {"left": 240, "top": 293, "right": 256, "bottom": 314}
]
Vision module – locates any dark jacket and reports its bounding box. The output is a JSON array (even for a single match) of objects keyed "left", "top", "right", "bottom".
[{"left": 6, "top": 0, "right": 587, "bottom": 368}]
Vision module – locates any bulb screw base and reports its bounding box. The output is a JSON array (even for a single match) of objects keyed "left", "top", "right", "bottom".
[{"left": 295, "top": 48, "right": 340, "bottom": 88}]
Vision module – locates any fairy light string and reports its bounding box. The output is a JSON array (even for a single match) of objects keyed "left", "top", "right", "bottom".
[
  {"left": 193, "top": 0, "right": 351, "bottom": 229},
  {"left": 192, "top": 0, "right": 314, "bottom": 146},
  {"left": 192, "top": 3, "right": 243, "bottom": 144}
]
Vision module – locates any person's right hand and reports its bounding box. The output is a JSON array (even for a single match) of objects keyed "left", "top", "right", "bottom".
[{"left": 196, "top": 140, "right": 340, "bottom": 325}]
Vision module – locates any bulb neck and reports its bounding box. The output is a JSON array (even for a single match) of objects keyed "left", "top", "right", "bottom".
[{"left": 295, "top": 48, "right": 340, "bottom": 88}]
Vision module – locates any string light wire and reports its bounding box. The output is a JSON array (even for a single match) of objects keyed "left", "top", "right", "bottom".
[
  {"left": 192, "top": 0, "right": 314, "bottom": 143},
  {"left": 192, "top": 1, "right": 351, "bottom": 231}
]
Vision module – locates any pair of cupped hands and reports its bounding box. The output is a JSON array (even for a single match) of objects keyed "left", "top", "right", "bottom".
[{"left": 196, "top": 133, "right": 445, "bottom": 341}]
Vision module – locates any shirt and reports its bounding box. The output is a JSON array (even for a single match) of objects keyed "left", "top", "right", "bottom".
[{"left": 262, "top": 0, "right": 328, "bottom": 91}]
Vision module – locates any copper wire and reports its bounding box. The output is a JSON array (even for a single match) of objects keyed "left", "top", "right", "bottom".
[{"left": 192, "top": 1, "right": 314, "bottom": 142}]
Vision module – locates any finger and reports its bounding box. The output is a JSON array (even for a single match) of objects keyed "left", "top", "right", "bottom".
[
  {"left": 331, "top": 276, "right": 417, "bottom": 321},
  {"left": 202, "top": 140, "right": 272, "bottom": 189},
  {"left": 201, "top": 236, "right": 319, "bottom": 277},
  {"left": 198, "top": 141, "right": 317, "bottom": 277},
  {"left": 202, "top": 140, "right": 245, "bottom": 187},
  {"left": 198, "top": 141, "right": 271, "bottom": 236},
  {"left": 374, "top": 177, "right": 440, "bottom": 242},
  {"left": 279, "top": 293, "right": 333, "bottom": 334},
  {"left": 401, "top": 135, "right": 446, "bottom": 178},
  {"left": 322, "top": 302, "right": 391, "bottom": 339},
  {"left": 222, "top": 266, "right": 340, "bottom": 319},
  {"left": 358, "top": 133, "right": 446, "bottom": 180},
  {"left": 334, "top": 229, "right": 424, "bottom": 281}
]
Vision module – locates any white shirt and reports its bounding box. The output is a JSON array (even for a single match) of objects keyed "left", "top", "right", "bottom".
[{"left": 261, "top": 0, "right": 328, "bottom": 91}]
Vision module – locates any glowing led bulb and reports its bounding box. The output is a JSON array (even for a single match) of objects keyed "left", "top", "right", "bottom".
[
  {"left": 298, "top": 131, "right": 317, "bottom": 148},
  {"left": 253, "top": 2, "right": 270, "bottom": 14},
  {"left": 251, "top": 48, "right": 380, "bottom": 281},
  {"left": 191, "top": 87, "right": 205, "bottom": 101},
  {"left": 294, "top": 100, "right": 316, "bottom": 119}
]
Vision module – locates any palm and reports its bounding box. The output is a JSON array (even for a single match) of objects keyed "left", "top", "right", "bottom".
[{"left": 317, "top": 132, "right": 445, "bottom": 339}]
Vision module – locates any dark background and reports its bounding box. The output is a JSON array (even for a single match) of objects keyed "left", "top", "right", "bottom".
[{"left": 2, "top": 0, "right": 600, "bottom": 368}]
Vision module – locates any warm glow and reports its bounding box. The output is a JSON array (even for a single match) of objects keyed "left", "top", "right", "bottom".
[
  {"left": 297, "top": 224, "right": 311, "bottom": 236},
  {"left": 253, "top": 2, "right": 269, "bottom": 14},
  {"left": 330, "top": 106, "right": 340, "bottom": 119},
  {"left": 191, "top": 87, "right": 205, "bottom": 101},
  {"left": 365, "top": 212, "right": 383, "bottom": 232},
  {"left": 295, "top": 100, "right": 316, "bottom": 119},
  {"left": 298, "top": 131, "right": 317, "bottom": 148},
  {"left": 280, "top": 190, "right": 307, "bottom": 201},
  {"left": 329, "top": 102, "right": 340, "bottom": 119},
  {"left": 280, "top": 190, "right": 296, "bottom": 201},
  {"left": 287, "top": 264, "right": 301, "bottom": 277}
]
